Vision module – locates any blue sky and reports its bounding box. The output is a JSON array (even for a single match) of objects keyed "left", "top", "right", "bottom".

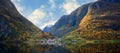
[{"left": 11, "top": 0, "right": 96, "bottom": 30}]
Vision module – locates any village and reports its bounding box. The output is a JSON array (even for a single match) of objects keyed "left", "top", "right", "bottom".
[{"left": 39, "top": 37, "right": 62, "bottom": 45}]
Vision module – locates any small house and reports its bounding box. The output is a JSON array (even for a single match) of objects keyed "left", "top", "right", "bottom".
[
  {"left": 47, "top": 38, "right": 55, "bottom": 45},
  {"left": 40, "top": 38, "right": 47, "bottom": 44}
]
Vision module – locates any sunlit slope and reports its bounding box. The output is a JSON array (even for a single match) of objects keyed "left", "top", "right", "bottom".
[
  {"left": 49, "top": 4, "right": 90, "bottom": 37},
  {"left": 65, "top": 1, "right": 120, "bottom": 40}
]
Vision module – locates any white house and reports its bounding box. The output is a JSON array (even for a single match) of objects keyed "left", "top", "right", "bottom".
[
  {"left": 40, "top": 38, "right": 56, "bottom": 45},
  {"left": 40, "top": 38, "right": 47, "bottom": 45},
  {"left": 47, "top": 38, "right": 55, "bottom": 45}
]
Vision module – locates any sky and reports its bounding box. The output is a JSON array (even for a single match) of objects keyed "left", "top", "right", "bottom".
[{"left": 11, "top": 0, "right": 96, "bottom": 30}]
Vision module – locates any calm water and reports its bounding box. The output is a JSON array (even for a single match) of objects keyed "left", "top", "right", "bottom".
[{"left": 0, "top": 42, "right": 120, "bottom": 53}]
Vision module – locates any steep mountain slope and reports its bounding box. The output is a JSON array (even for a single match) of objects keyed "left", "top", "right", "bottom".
[
  {"left": 98, "top": 0, "right": 120, "bottom": 2},
  {"left": 43, "top": 25, "right": 53, "bottom": 32},
  {"left": 0, "top": 0, "right": 44, "bottom": 41},
  {"left": 49, "top": 4, "right": 90, "bottom": 37},
  {"left": 65, "top": 0, "right": 120, "bottom": 40}
]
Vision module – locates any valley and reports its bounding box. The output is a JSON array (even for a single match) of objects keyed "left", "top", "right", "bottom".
[{"left": 0, "top": 0, "right": 120, "bottom": 53}]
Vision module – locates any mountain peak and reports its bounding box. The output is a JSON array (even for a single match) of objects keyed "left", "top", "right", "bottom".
[{"left": 43, "top": 25, "right": 53, "bottom": 32}]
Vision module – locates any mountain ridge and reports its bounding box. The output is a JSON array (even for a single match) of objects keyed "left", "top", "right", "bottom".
[
  {"left": 0, "top": 0, "right": 45, "bottom": 41},
  {"left": 65, "top": 0, "right": 120, "bottom": 40},
  {"left": 48, "top": 3, "right": 90, "bottom": 37}
]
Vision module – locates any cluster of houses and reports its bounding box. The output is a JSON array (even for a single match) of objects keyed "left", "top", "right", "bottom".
[{"left": 39, "top": 37, "right": 62, "bottom": 45}]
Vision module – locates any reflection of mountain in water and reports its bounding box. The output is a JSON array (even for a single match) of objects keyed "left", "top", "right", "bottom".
[
  {"left": 0, "top": 43, "right": 120, "bottom": 53},
  {"left": 65, "top": 43, "right": 120, "bottom": 53},
  {"left": 0, "top": 43, "right": 71, "bottom": 53}
]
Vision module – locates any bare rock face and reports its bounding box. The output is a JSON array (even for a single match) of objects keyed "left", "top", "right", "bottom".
[{"left": 0, "top": 0, "right": 44, "bottom": 41}]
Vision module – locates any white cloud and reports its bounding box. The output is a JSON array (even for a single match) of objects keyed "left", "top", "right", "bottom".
[
  {"left": 38, "top": 11, "right": 57, "bottom": 30},
  {"left": 27, "top": 2, "right": 58, "bottom": 29},
  {"left": 49, "top": 0, "right": 56, "bottom": 9},
  {"left": 27, "top": 9, "right": 46, "bottom": 25},
  {"left": 12, "top": 0, "right": 58, "bottom": 30},
  {"left": 40, "top": 20, "right": 56, "bottom": 30},
  {"left": 27, "top": 7, "right": 57, "bottom": 30},
  {"left": 62, "top": 0, "right": 80, "bottom": 14},
  {"left": 11, "top": 0, "right": 21, "bottom": 2}
]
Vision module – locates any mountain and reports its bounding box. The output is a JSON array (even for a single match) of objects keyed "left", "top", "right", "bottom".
[
  {"left": 0, "top": 0, "right": 45, "bottom": 41},
  {"left": 65, "top": 0, "right": 120, "bottom": 40},
  {"left": 49, "top": 4, "right": 90, "bottom": 37},
  {"left": 43, "top": 25, "right": 53, "bottom": 32},
  {"left": 98, "top": 0, "right": 120, "bottom": 3}
]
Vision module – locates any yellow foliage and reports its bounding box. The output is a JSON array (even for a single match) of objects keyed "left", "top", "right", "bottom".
[
  {"left": 9, "top": 23, "right": 17, "bottom": 31},
  {"left": 3, "top": 15, "right": 11, "bottom": 20}
]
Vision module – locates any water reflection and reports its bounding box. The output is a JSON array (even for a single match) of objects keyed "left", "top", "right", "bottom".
[
  {"left": 0, "top": 42, "right": 120, "bottom": 53},
  {"left": 64, "top": 43, "right": 120, "bottom": 53},
  {"left": 0, "top": 43, "right": 71, "bottom": 53}
]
